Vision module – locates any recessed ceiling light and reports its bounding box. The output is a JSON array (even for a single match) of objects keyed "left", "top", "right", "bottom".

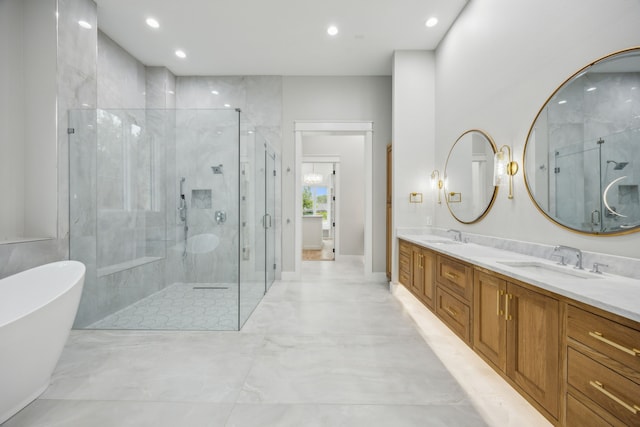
[
  {"left": 211, "top": 90, "right": 219, "bottom": 95},
  {"left": 586, "top": 87, "right": 597, "bottom": 92},
  {"left": 224, "top": 103, "right": 231, "bottom": 108},
  {"left": 175, "top": 49, "right": 186, "bottom": 59},
  {"left": 327, "top": 25, "right": 339, "bottom": 36},
  {"left": 425, "top": 17, "right": 438, "bottom": 28},
  {"left": 558, "top": 100, "right": 567, "bottom": 105},
  {"left": 78, "top": 20, "right": 92, "bottom": 29},
  {"left": 146, "top": 17, "right": 160, "bottom": 29}
]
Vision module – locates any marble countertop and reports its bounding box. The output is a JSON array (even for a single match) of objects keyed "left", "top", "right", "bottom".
[{"left": 398, "top": 233, "right": 640, "bottom": 323}]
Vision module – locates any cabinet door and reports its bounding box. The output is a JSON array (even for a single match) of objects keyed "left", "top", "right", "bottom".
[
  {"left": 473, "top": 271, "right": 507, "bottom": 371},
  {"left": 410, "top": 246, "right": 424, "bottom": 296},
  {"left": 506, "top": 282, "right": 560, "bottom": 419},
  {"left": 421, "top": 250, "right": 435, "bottom": 308}
]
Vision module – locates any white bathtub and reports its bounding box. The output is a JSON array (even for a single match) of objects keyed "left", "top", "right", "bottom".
[{"left": 0, "top": 260, "right": 85, "bottom": 424}]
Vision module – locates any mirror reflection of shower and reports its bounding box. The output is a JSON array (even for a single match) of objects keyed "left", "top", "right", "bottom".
[
  {"left": 606, "top": 160, "right": 628, "bottom": 170},
  {"left": 178, "top": 177, "right": 188, "bottom": 258}
]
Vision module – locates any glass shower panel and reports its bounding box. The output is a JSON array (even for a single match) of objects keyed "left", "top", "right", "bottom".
[
  {"left": 70, "top": 108, "right": 256, "bottom": 331},
  {"left": 174, "top": 109, "right": 240, "bottom": 330},
  {"left": 239, "top": 122, "right": 267, "bottom": 328},
  {"left": 266, "top": 148, "right": 277, "bottom": 290}
]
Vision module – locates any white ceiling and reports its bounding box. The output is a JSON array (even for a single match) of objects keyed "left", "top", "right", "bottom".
[{"left": 95, "top": 0, "right": 468, "bottom": 76}]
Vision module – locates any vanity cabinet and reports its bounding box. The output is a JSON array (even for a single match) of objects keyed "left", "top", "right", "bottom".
[
  {"left": 435, "top": 255, "right": 473, "bottom": 344},
  {"left": 399, "top": 240, "right": 412, "bottom": 287},
  {"left": 397, "top": 237, "right": 639, "bottom": 426},
  {"left": 565, "top": 304, "right": 640, "bottom": 427},
  {"left": 473, "top": 268, "right": 560, "bottom": 420},
  {"left": 398, "top": 239, "right": 434, "bottom": 309},
  {"left": 474, "top": 270, "right": 507, "bottom": 371}
]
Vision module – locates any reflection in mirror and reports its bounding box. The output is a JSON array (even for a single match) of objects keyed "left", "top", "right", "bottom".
[
  {"left": 524, "top": 48, "right": 640, "bottom": 235},
  {"left": 444, "top": 130, "right": 498, "bottom": 224}
]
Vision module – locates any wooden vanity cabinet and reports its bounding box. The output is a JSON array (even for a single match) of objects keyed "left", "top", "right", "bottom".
[
  {"left": 474, "top": 269, "right": 507, "bottom": 371},
  {"left": 396, "top": 238, "right": 640, "bottom": 426},
  {"left": 398, "top": 240, "right": 412, "bottom": 288},
  {"left": 473, "top": 268, "right": 560, "bottom": 422},
  {"left": 398, "top": 240, "right": 435, "bottom": 309},
  {"left": 565, "top": 304, "right": 640, "bottom": 427},
  {"left": 435, "top": 255, "right": 473, "bottom": 345}
]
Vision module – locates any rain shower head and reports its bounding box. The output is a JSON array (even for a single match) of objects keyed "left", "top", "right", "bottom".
[{"left": 607, "top": 160, "right": 629, "bottom": 170}]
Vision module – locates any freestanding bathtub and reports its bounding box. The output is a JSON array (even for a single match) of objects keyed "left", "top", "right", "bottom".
[{"left": 0, "top": 260, "right": 85, "bottom": 424}]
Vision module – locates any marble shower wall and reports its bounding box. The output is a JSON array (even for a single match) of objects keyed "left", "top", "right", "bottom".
[
  {"left": 547, "top": 71, "right": 640, "bottom": 231},
  {"left": 72, "top": 31, "right": 180, "bottom": 327},
  {"left": 0, "top": 0, "right": 96, "bottom": 279},
  {"left": 173, "top": 77, "right": 282, "bottom": 285}
]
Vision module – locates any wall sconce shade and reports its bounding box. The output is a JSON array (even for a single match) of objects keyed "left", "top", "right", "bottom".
[
  {"left": 493, "top": 145, "right": 519, "bottom": 199},
  {"left": 431, "top": 170, "right": 444, "bottom": 204}
]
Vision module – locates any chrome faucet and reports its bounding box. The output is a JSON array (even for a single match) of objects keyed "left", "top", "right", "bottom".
[
  {"left": 553, "top": 245, "right": 583, "bottom": 270},
  {"left": 447, "top": 229, "right": 462, "bottom": 242}
]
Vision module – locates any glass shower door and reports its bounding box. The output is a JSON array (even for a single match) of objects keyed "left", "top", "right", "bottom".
[{"left": 266, "top": 148, "right": 276, "bottom": 290}]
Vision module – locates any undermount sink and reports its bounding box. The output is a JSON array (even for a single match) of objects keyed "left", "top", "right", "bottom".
[{"left": 496, "top": 261, "right": 602, "bottom": 280}]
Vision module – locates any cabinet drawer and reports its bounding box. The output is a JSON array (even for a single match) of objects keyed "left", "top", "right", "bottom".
[
  {"left": 566, "top": 393, "right": 614, "bottom": 427},
  {"left": 567, "top": 348, "right": 640, "bottom": 426},
  {"left": 567, "top": 305, "right": 640, "bottom": 372},
  {"left": 436, "top": 285, "right": 471, "bottom": 343},
  {"left": 436, "top": 255, "right": 473, "bottom": 302},
  {"left": 399, "top": 271, "right": 410, "bottom": 287},
  {"left": 399, "top": 254, "right": 410, "bottom": 273},
  {"left": 399, "top": 240, "right": 411, "bottom": 256}
]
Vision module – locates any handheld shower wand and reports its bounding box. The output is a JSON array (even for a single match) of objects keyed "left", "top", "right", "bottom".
[{"left": 178, "top": 178, "right": 188, "bottom": 258}]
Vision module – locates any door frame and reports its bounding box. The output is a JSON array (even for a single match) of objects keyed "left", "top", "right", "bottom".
[{"left": 294, "top": 121, "right": 373, "bottom": 277}]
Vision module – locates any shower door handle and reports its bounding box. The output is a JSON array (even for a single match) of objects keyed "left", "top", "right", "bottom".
[
  {"left": 591, "top": 209, "right": 601, "bottom": 226},
  {"left": 263, "top": 214, "right": 272, "bottom": 229}
]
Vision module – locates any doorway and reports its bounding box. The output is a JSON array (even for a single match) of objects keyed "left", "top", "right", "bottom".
[
  {"left": 302, "top": 161, "right": 337, "bottom": 261},
  {"left": 293, "top": 121, "right": 373, "bottom": 279}
]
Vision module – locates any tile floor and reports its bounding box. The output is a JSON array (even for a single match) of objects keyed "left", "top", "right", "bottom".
[
  {"left": 88, "top": 281, "right": 266, "bottom": 331},
  {"left": 2, "top": 256, "right": 551, "bottom": 426}
]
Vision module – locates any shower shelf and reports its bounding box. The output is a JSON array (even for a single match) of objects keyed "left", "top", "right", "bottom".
[{"left": 97, "top": 256, "right": 164, "bottom": 277}]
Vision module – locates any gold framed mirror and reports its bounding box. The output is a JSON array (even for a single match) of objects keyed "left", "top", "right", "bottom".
[
  {"left": 444, "top": 129, "right": 498, "bottom": 224},
  {"left": 524, "top": 47, "right": 640, "bottom": 235}
]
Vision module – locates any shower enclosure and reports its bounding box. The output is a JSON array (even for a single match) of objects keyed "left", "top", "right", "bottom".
[
  {"left": 552, "top": 129, "right": 638, "bottom": 232},
  {"left": 68, "top": 108, "right": 277, "bottom": 331}
]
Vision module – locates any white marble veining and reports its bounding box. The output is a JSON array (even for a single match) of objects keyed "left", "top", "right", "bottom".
[{"left": 399, "top": 232, "right": 640, "bottom": 322}]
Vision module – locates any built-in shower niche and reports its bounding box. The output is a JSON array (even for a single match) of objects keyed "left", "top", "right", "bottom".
[{"left": 191, "top": 189, "right": 212, "bottom": 209}]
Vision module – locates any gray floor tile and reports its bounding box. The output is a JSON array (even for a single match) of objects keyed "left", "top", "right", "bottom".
[
  {"left": 226, "top": 403, "right": 488, "bottom": 427},
  {"left": 42, "top": 330, "right": 265, "bottom": 403},
  {"left": 3, "top": 400, "right": 233, "bottom": 427},
  {"left": 237, "top": 334, "right": 470, "bottom": 405}
]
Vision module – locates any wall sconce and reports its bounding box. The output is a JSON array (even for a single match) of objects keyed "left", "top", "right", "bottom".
[
  {"left": 430, "top": 170, "right": 444, "bottom": 204},
  {"left": 493, "top": 145, "right": 519, "bottom": 199}
]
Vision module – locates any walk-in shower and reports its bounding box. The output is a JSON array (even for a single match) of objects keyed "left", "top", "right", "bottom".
[
  {"left": 68, "top": 108, "right": 277, "bottom": 331},
  {"left": 552, "top": 130, "right": 638, "bottom": 233}
]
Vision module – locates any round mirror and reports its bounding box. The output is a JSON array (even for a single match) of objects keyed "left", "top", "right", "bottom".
[
  {"left": 444, "top": 129, "right": 498, "bottom": 224},
  {"left": 524, "top": 47, "right": 640, "bottom": 235}
]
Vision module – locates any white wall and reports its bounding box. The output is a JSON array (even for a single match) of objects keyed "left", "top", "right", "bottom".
[
  {"left": 282, "top": 76, "right": 392, "bottom": 272},
  {"left": 433, "top": 0, "right": 640, "bottom": 259},
  {"left": 0, "top": 0, "right": 25, "bottom": 240},
  {"left": 303, "top": 135, "right": 365, "bottom": 256},
  {"left": 0, "top": 0, "right": 57, "bottom": 241},
  {"left": 391, "top": 51, "right": 436, "bottom": 281}
]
